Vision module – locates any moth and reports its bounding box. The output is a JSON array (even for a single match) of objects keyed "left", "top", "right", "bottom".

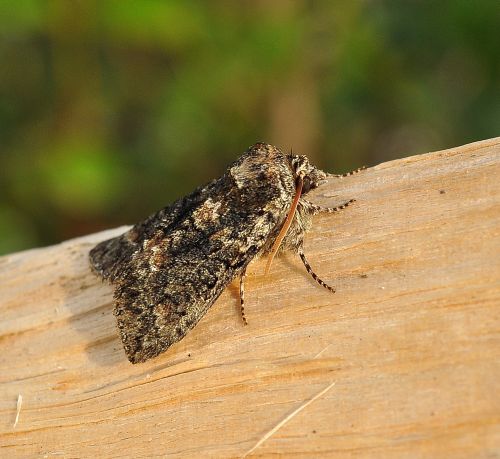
[{"left": 89, "top": 143, "right": 361, "bottom": 363}]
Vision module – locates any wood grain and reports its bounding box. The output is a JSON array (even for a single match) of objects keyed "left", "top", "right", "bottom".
[{"left": 1, "top": 138, "right": 499, "bottom": 458}]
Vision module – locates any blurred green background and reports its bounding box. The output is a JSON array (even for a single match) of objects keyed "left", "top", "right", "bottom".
[{"left": 1, "top": 1, "right": 498, "bottom": 254}]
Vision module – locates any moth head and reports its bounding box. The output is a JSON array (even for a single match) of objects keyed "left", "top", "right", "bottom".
[{"left": 289, "top": 154, "right": 327, "bottom": 195}]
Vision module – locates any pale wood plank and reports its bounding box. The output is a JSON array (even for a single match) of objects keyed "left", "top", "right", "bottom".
[{"left": 1, "top": 138, "right": 499, "bottom": 458}]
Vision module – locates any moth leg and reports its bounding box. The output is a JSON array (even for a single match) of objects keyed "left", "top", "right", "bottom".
[
  {"left": 298, "top": 246, "right": 336, "bottom": 293},
  {"left": 239, "top": 268, "right": 248, "bottom": 325},
  {"left": 326, "top": 166, "right": 366, "bottom": 178},
  {"left": 303, "top": 198, "right": 356, "bottom": 215}
]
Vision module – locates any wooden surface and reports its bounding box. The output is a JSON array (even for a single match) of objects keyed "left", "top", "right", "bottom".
[{"left": 1, "top": 138, "right": 499, "bottom": 458}]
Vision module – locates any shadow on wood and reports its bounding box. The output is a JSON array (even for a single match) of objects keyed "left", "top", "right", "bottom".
[{"left": 1, "top": 138, "right": 499, "bottom": 457}]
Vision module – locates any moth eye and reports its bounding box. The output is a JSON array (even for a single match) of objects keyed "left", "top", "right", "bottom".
[{"left": 301, "top": 176, "right": 312, "bottom": 193}]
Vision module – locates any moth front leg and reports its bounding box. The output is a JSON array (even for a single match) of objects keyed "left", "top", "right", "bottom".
[
  {"left": 298, "top": 245, "right": 336, "bottom": 293},
  {"left": 239, "top": 267, "right": 248, "bottom": 325}
]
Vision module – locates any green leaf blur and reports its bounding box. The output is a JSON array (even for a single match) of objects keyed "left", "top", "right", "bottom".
[{"left": 0, "top": 1, "right": 498, "bottom": 254}]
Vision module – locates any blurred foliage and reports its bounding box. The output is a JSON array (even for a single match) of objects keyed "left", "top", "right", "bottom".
[{"left": 0, "top": 0, "right": 498, "bottom": 254}]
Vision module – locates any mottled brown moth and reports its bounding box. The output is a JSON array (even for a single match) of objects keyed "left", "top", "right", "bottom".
[{"left": 89, "top": 143, "right": 360, "bottom": 363}]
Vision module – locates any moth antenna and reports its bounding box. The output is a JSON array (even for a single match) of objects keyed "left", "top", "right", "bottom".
[
  {"left": 326, "top": 165, "right": 366, "bottom": 178},
  {"left": 265, "top": 175, "right": 304, "bottom": 274}
]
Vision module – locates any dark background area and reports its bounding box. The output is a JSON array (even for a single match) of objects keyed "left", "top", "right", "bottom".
[{"left": 1, "top": 1, "right": 498, "bottom": 254}]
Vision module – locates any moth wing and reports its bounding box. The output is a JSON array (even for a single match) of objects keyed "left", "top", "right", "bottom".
[
  {"left": 92, "top": 145, "right": 295, "bottom": 363},
  {"left": 112, "top": 221, "right": 261, "bottom": 363}
]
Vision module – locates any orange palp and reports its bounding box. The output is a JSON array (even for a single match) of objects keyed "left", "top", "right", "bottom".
[{"left": 265, "top": 175, "right": 304, "bottom": 274}]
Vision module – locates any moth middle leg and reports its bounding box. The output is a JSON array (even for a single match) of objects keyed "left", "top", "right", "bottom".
[
  {"left": 302, "top": 198, "right": 356, "bottom": 215},
  {"left": 298, "top": 245, "right": 336, "bottom": 293},
  {"left": 239, "top": 267, "right": 248, "bottom": 325}
]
